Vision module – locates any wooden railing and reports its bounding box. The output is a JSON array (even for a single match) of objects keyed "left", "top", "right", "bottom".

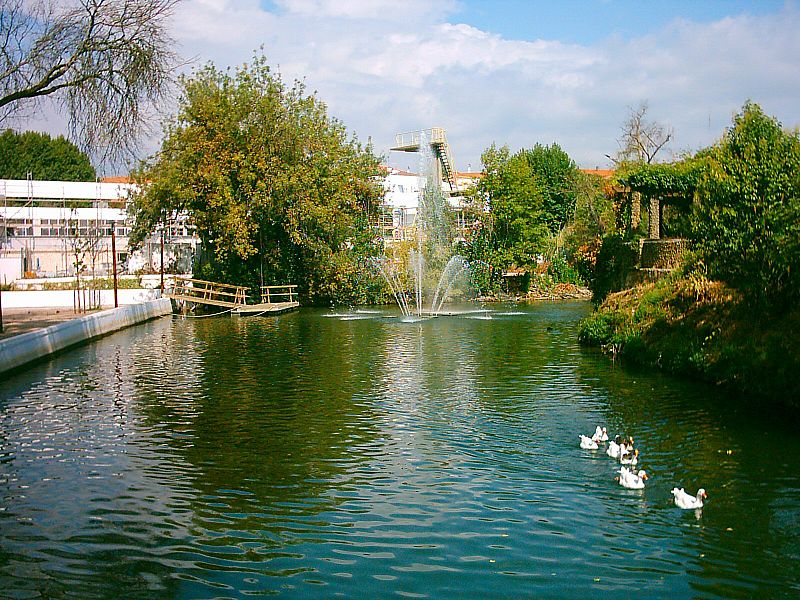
[
  {"left": 261, "top": 284, "right": 298, "bottom": 304},
  {"left": 169, "top": 277, "right": 249, "bottom": 307}
]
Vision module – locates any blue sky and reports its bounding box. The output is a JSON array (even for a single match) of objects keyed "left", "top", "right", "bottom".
[
  {"left": 453, "top": 1, "right": 789, "bottom": 44},
  {"left": 24, "top": 0, "right": 800, "bottom": 174}
]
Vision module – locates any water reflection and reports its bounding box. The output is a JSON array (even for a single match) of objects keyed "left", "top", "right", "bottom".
[{"left": 0, "top": 303, "right": 798, "bottom": 597}]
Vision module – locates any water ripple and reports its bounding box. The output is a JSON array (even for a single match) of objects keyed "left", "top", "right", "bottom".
[{"left": 0, "top": 305, "right": 799, "bottom": 597}]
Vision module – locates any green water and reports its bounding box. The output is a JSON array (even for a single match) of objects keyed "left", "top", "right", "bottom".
[{"left": 1, "top": 303, "right": 798, "bottom": 598}]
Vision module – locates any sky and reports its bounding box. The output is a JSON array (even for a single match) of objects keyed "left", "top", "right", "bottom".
[{"left": 23, "top": 0, "right": 800, "bottom": 174}]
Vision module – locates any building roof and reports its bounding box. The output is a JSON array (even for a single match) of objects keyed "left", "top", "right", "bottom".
[
  {"left": 580, "top": 168, "right": 615, "bottom": 179},
  {"left": 0, "top": 179, "right": 137, "bottom": 201}
]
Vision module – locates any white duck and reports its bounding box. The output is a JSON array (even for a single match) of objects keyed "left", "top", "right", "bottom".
[
  {"left": 672, "top": 487, "right": 707, "bottom": 509},
  {"left": 579, "top": 435, "right": 598, "bottom": 450},
  {"left": 620, "top": 448, "right": 639, "bottom": 466},
  {"left": 606, "top": 440, "right": 630, "bottom": 459},
  {"left": 618, "top": 467, "right": 648, "bottom": 489},
  {"left": 592, "top": 426, "right": 609, "bottom": 443}
]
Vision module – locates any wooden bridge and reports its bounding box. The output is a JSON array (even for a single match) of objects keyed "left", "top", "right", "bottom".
[{"left": 166, "top": 277, "right": 299, "bottom": 314}]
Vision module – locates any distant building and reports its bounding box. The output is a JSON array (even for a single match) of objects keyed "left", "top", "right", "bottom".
[
  {"left": 379, "top": 168, "right": 482, "bottom": 243},
  {"left": 0, "top": 178, "right": 197, "bottom": 283}
]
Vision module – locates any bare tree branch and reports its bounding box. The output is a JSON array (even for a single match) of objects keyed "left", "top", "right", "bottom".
[
  {"left": 616, "top": 100, "right": 674, "bottom": 164},
  {"left": 0, "top": 0, "right": 180, "bottom": 165}
]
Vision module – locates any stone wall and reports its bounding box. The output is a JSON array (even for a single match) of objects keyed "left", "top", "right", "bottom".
[{"left": 639, "top": 238, "right": 690, "bottom": 269}]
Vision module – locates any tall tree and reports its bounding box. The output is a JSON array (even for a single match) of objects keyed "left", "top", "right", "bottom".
[
  {"left": 0, "top": 129, "right": 96, "bottom": 180},
  {"left": 469, "top": 144, "right": 548, "bottom": 270},
  {"left": 521, "top": 142, "right": 580, "bottom": 233},
  {"left": 0, "top": 0, "right": 179, "bottom": 162},
  {"left": 129, "top": 55, "right": 384, "bottom": 305}
]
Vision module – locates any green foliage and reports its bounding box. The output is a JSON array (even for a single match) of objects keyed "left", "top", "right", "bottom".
[
  {"left": 0, "top": 130, "right": 96, "bottom": 180},
  {"left": 559, "top": 171, "right": 618, "bottom": 285},
  {"left": 467, "top": 260, "right": 495, "bottom": 295},
  {"left": 590, "top": 234, "right": 640, "bottom": 303},
  {"left": 461, "top": 143, "right": 596, "bottom": 291},
  {"left": 568, "top": 172, "right": 617, "bottom": 240},
  {"left": 41, "top": 277, "right": 142, "bottom": 290},
  {"left": 520, "top": 143, "right": 580, "bottom": 233},
  {"left": 620, "top": 159, "right": 704, "bottom": 199},
  {"left": 691, "top": 102, "right": 800, "bottom": 307},
  {"left": 468, "top": 144, "right": 549, "bottom": 270},
  {"left": 580, "top": 275, "right": 800, "bottom": 408},
  {"left": 546, "top": 254, "right": 585, "bottom": 286},
  {"left": 129, "top": 54, "right": 384, "bottom": 305}
]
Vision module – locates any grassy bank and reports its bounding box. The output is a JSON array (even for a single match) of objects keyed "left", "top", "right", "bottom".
[{"left": 579, "top": 273, "right": 800, "bottom": 409}]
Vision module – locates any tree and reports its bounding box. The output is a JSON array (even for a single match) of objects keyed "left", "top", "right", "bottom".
[
  {"left": 692, "top": 102, "right": 800, "bottom": 307},
  {"left": 521, "top": 143, "right": 580, "bottom": 233},
  {"left": 615, "top": 101, "right": 673, "bottom": 164},
  {"left": 0, "top": 0, "right": 179, "bottom": 162},
  {"left": 129, "top": 55, "right": 385, "bottom": 305},
  {"left": 468, "top": 144, "right": 549, "bottom": 270},
  {"left": 0, "top": 129, "right": 96, "bottom": 180}
]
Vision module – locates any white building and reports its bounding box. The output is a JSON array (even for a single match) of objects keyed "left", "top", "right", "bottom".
[
  {"left": 380, "top": 168, "right": 482, "bottom": 242},
  {"left": 0, "top": 178, "right": 197, "bottom": 283}
]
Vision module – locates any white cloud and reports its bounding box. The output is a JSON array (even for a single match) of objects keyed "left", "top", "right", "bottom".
[{"left": 18, "top": 1, "right": 800, "bottom": 172}]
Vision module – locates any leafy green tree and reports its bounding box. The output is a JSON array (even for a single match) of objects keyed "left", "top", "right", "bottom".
[
  {"left": 521, "top": 143, "right": 580, "bottom": 233},
  {"left": 129, "top": 55, "right": 385, "bottom": 305},
  {"left": 692, "top": 102, "right": 800, "bottom": 307},
  {"left": 469, "top": 144, "right": 549, "bottom": 270},
  {"left": 0, "top": 130, "right": 96, "bottom": 180}
]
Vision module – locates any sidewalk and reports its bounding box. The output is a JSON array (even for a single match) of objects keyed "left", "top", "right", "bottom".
[{"left": 0, "top": 307, "right": 102, "bottom": 341}]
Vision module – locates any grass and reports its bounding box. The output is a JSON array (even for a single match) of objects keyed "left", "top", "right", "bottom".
[{"left": 579, "top": 273, "right": 800, "bottom": 409}]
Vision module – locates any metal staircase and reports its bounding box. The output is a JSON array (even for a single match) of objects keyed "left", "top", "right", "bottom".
[{"left": 391, "top": 127, "right": 457, "bottom": 192}]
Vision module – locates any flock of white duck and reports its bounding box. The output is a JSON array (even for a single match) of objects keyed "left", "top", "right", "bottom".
[{"left": 580, "top": 426, "right": 708, "bottom": 510}]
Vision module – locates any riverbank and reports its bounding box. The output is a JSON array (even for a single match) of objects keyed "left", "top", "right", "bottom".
[
  {"left": 578, "top": 274, "right": 800, "bottom": 409},
  {"left": 479, "top": 282, "right": 592, "bottom": 303},
  {"left": 0, "top": 307, "right": 103, "bottom": 340}
]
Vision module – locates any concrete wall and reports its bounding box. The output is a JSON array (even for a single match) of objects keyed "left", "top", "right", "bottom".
[
  {"left": 0, "top": 298, "right": 173, "bottom": 376},
  {"left": 1, "top": 288, "right": 161, "bottom": 308}
]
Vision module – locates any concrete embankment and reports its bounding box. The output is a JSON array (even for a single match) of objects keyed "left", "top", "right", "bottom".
[{"left": 0, "top": 298, "right": 173, "bottom": 376}]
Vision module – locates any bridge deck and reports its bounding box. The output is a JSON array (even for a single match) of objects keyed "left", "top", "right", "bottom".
[
  {"left": 166, "top": 278, "right": 299, "bottom": 313},
  {"left": 233, "top": 301, "right": 299, "bottom": 315}
]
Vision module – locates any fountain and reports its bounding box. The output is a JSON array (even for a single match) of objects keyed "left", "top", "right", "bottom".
[{"left": 377, "top": 130, "right": 474, "bottom": 318}]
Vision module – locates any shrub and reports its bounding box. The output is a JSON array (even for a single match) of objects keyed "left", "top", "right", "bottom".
[
  {"left": 692, "top": 102, "right": 800, "bottom": 308},
  {"left": 590, "top": 234, "right": 641, "bottom": 303}
]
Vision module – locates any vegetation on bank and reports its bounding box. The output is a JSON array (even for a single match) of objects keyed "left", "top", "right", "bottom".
[
  {"left": 581, "top": 103, "right": 800, "bottom": 406},
  {"left": 580, "top": 270, "right": 800, "bottom": 407},
  {"left": 458, "top": 142, "right": 614, "bottom": 296}
]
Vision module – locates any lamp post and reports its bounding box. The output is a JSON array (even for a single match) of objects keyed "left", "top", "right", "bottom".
[
  {"left": 111, "top": 228, "right": 118, "bottom": 308},
  {"left": 160, "top": 223, "right": 165, "bottom": 294}
]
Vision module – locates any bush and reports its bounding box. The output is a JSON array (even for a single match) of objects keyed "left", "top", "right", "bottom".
[
  {"left": 546, "top": 254, "right": 584, "bottom": 286},
  {"left": 590, "top": 234, "right": 641, "bottom": 303},
  {"left": 692, "top": 102, "right": 800, "bottom": 308}
]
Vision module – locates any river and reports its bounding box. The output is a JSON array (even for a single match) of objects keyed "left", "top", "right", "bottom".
[{"left": 1, "top": 302, "right": 798, "bottom": 597}]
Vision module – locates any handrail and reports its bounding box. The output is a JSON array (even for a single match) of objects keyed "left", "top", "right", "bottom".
[
  {"left": 260, "top": 284, "right": 298, "bottom": 304},
  {"left": 170, "top": 276, "right": 249, "bottom": 306},
  {"left": 172, "top": 276, "right": 248, "bottom": 292}
]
